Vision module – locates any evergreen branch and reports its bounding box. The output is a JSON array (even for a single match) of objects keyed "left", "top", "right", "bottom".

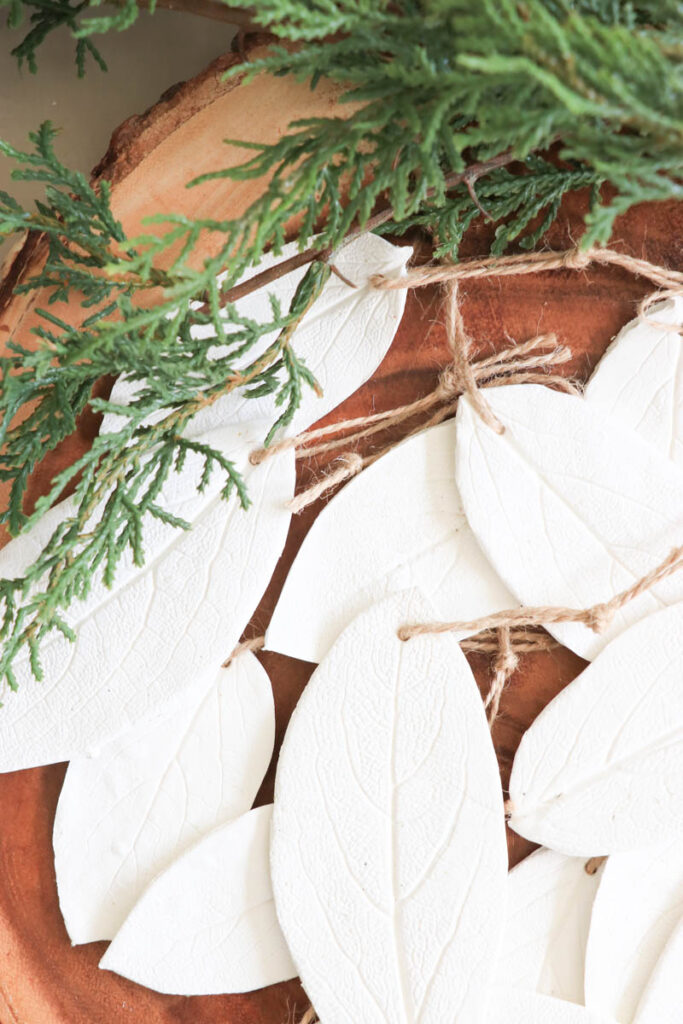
[
  {"left": 3, "top": 0, "right": 109, "bottom": 75},
  {"left": 0, "top": 126, "right": 332, "bottom": 689},
  {"left": 1, "top": 0, "right": 252, "bottom": 75},
  {"left": 220, "top": 0, "right": 681, "bottom": 250},
  {"left": 379, "top": 156, "right": 602, "bottom": 258},
  {"left": 207, "top": 149, "right": 521, "bottom": 307},
  {"left": 0, "top": 0, "right": 681, "bottom": 690}
]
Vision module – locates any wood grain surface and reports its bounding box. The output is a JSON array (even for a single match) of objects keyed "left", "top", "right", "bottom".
[{"left": 0, "top": 39, "right": 681, "bottom": 1024}]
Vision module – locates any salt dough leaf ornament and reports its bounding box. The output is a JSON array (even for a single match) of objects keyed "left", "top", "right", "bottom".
[
  {"left": 488, "top": 988, "right": 618, "bottom": 1024},
  {"left": 270, "top": 590, "right": 508, "bottom": 1024},
  {"left": 585, "top": 296, "right": 683, "bottom": 465},
  {"left": 508, "top": 602, "right": 683, "bottom": 855},
  {"left": 0, "top": 428, "right": 294, "bottom": 772},
  {"left": 53, "top": 651, "right": 274, "bottom": 944},
  {"left": 634, "top": 915, "right": 683, "bottom": 1024},
  {"left": 100, "top": 804, "right": 296, "bottom": 994},
  {"left": 498, "top": 848, "right": 603, "bottom": 1004},
  {"left": 101, "top": 233, "right": 412, "bottom": 440},
  {"left": 266, "top": 419, "right": 514, "bottom": 663},
  {"left": 455, "top": 383, "right": 683, "bottom": 659},
  {"left": 584, "top": 834, "right": 683, "bottom": 1022}
]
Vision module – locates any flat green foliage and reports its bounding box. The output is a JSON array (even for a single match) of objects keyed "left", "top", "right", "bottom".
[{"left": 0, "top": 0, "right": 681, "bottom": 691}]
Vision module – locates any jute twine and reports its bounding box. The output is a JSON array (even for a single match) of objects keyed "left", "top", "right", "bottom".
[
  {"left": 238, "top": 244, "right": 681, "bottom": 1024},
  {"left": 398, "top": 543, "right": 683, "bottom": 643},
  {"left": 257, "top": 245, "right": 680, "bottom": 1024},
  {"left": 297, "top": 1009, "right": 318, "bottom": 1024},
  {"left": 251, "top": 330, "right": 577, "bottom": 509},
  {"left": 370, "top": 244, "right": 683, "bottom": 298},
  {"left": 243, "top": 244, "right": 681, "bottom": 732},
  {"left": 222, "top": 634, "right": 265, "bottom": 668}
]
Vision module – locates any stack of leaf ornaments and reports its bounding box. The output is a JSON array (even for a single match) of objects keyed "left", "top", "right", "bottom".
[{"left": 0, "top": 234, "right": 681, "bottom": 1023}]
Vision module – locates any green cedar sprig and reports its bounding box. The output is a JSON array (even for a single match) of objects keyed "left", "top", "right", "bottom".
[
  {"left": 0, "top": 0, "right": 681, "bottom": 691},
  {"left": 219, "top": 0, "right": 682, "bottom": 249},
  {"left": 1, "top": 0, "right": 114, "bottom": 75},
  {"left": 0, "top": 124, "right": 330, "bottom": 688}
]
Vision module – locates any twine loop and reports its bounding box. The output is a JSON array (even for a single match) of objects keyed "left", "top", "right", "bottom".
[
  {"left": 583, "top": 601, "right": 615, "bottom": 634},
  {"left": 585, "top": 855, "right": 608, "bottom": 875},
  {"left": 241, "top": 245, "right": 680, "bottom": 726},
  {"left": 286, "top": 452, "right": 364, "bottom": 514},
  {"left": 436, "top": 364, "right": 462, "bottom": 399},
  {"left": 444, "top": 280, "right": 504, "bottom": 435},
  {"left": 561, "top": 247, "right": 594, "bottom": 271},
  {"left": 222, "top": 634, "right": 265, "bottom": 668},
  {"left": 249, "top": 446, "right": 271, "bottom": 466},
  {"left": 485, "top": 624, "right": 520, "bottom": 724}
]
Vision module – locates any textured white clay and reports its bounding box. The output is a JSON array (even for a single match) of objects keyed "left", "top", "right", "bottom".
[
  {"left": 101, "top": 233, "right": 412, "bottom": 440},
  {"left": 508, "top": 602, "right": 683, "bottom": 855},
  {"left": 100, "top": 804, "right": 295, "bottom": 994},
  {"left": 0, "top": 429, "right": 294, "bottom": 771},
  {"left": 266, "top": 419, "right": 514, "bottom": 663},
  {"left": 270, "top": 590, "right": 508, "bottom": 1024},
  {"left": 585, "top": 297, "right": 683, "bottom": 465},
  {"left": 634, "top": 915, "right": 683, "bottom": 1024},
  {"left": 584, "top": 834, "right": 683, "bottom": 1022},
  {"left": 498, "top": 848, "right": 603, "bottom": 1004},
  {"left": 455, "top": 383, "right": 683, "bottom": 659},
  {"left": 54, "top": 651, "right": 274, "bottom": 944},
  {"left": 489, "top": 988, "right": 618, "bottom": 1024}
]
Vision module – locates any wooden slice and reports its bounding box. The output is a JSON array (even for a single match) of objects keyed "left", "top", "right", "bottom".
[{"left": 0, "top": 38, "right": 680, "bottom": 1024}]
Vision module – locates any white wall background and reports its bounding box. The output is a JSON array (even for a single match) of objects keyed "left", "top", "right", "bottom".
[{"left": 0, "top": 13, "right": 238, "bottom": 257}]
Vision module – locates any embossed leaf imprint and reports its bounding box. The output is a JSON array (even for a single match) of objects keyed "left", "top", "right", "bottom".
[
  {"left": 584, "top": 835, "right": 683, "bottom": 1023},
  {"left": 632, "top": 916, "right": 683, "bottom": 1024},
  {"left": 54, "top": 652, "right": 275, "bottom": 944},
  {"left": 0, "top": 236, "right": 412, "bottom": 773},
  {"left": 100, "top": 804, "right": 296, "bottom": 994},
  {"left": 497, "top": 848, "right": 603, "bottom": 1006},
  {"left": 270, "top": 590, "right": 508, "bottom": 1024},
  {"left": 266, "top": 419, "right": 513, "bottom": 663},
  {"left": 0, "top": 434, "right": 294, "bottom": 772},
  {"left": 508, "top": 602, "right": 683, "bottom": 855},
  {"left": 455, "top": 384, "right": 683, "bottom": 659},
  {"left": 101, "top": 233, "right": 412, "bottom": 440},
  {"left": 487, "top": 988, "right": 619, "bottom": 1024},
  {"left": 585, "top": 297, "right": 683, "bottom": 465}
]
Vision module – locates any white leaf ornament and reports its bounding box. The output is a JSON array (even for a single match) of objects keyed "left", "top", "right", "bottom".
[
  {"left": 101, "top": 233, "right": 412, "bottom": 440},
  {"left": 100, "top": 804, "right": 295, "bottom": 994},
  {"left": 53, "top": 651, "right": 274, "bottom": 944},
  {"left": 455, "top": 384, "right": 683, "bottom": 659},
  {"left": 585, "top": 297, "right": 683, "bottom": 465},
  {"left": 584, "top": 834, "right": 683, "bottom": 1022},
  {"left": 498, "top": 848, "right": 602, "bottom": 1004},
  {"left": 0, "top": 429, "right": 294, "bottom": 771},
  {"left": 266, "top": 419, "right": 513, "bottom": 663},
  {"left": 488, "top": 988, "right": 618, "bottom": 1024},
  {"left": 633, "top": 916, "right": 683, "bottom": 1024},
  {"left": 508, "top": 602, "right": 683, "bottom": 855},
  {"left": 270, "top": 590, "right": 508, "bottom": 1024}
]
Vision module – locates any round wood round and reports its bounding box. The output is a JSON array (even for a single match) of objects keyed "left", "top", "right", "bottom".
[{"left": 0, "top": 39, "right": 679, "bottom": 1024}]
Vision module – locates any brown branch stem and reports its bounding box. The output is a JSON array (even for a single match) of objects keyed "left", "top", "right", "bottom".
[{"left": 213, "top": 148, "right": 519, "bottom": 308}]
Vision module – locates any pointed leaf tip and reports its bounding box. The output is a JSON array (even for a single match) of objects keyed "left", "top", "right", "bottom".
[{"left": 271, "top": 590, "right": 508, "bottom": 1024}]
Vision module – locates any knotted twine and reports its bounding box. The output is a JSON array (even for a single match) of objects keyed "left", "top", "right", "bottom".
[
  {"left": 371, "top": 244, "right": 683, "bottom": 304},
  {"left": 244, "top": 245, "right": 680, "bottom": 1024},
  {"left": 243, "top": 244, "right": 682, "bottom": 729}
]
